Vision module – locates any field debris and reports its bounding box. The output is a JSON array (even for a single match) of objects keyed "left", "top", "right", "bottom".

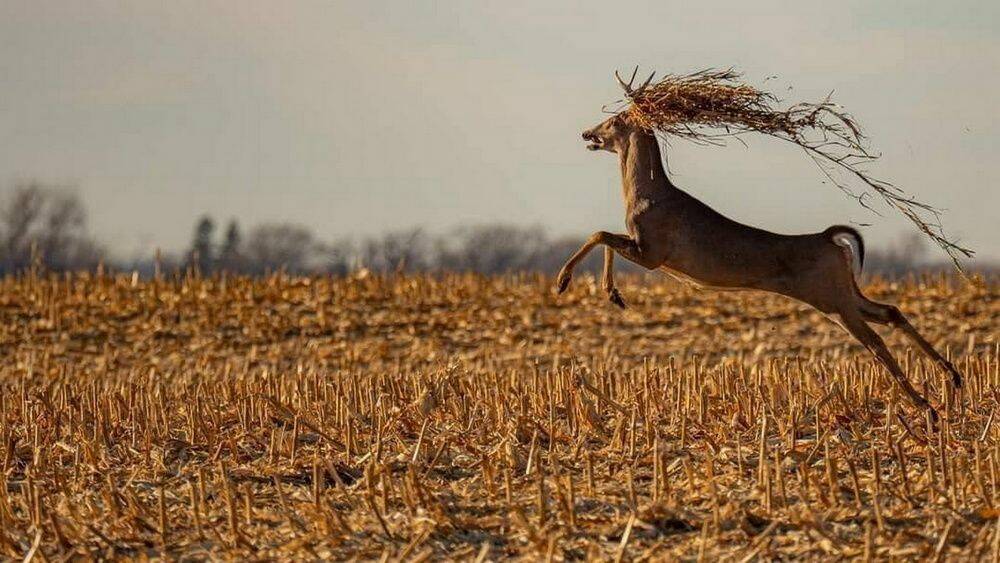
[
  {"left": 0, "top": 271, "right": 997, "bottom": 559},
  {"left": 611, "top": 67, "right": 975, "bottom": 270}
]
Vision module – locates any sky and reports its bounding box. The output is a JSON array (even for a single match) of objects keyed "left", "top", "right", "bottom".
[{"left": 1, "top": 1, "right": 998, "bottom": 263}]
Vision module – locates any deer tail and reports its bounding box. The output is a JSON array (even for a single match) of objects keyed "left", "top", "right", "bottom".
[{"left": 826, "top": 225, "right": 865, "bottom": 278}]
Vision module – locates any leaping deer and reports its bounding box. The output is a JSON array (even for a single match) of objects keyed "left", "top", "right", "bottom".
[{"left": 556, "top": 71, "right": 963, "bottom": 420}]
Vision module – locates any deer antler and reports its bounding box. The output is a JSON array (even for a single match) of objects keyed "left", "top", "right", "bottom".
[{"left": 615, "top": 66, "right": 656, "bottom": 99}]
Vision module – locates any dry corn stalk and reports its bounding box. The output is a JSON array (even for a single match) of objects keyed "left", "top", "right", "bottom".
[{"left": 0, "top": 271, "right": 994, "bottom": 560}]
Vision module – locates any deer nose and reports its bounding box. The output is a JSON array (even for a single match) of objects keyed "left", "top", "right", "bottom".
[{"left": 582, "top": 131, "right": 595, "bottom": 140}]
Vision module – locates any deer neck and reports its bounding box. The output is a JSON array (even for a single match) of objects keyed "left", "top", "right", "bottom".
[{"left": 618, "top": 132, "right": 673, "bottom": 208}]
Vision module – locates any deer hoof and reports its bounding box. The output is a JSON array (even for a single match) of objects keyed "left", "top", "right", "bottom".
[
  {"left": 556, "top": 273, "right": 572, "bottom": 295},
  {"left": 609, "top": 288, "right": 626, "bottom": 309}
]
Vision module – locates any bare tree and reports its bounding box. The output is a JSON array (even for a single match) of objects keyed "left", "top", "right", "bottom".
[
  {"left": 245, "top": 223, "right": 318, "bottom": 274},
  {"left": 361, "top": 228, "right": 429, "bottom": 273},
  {"left": 217, "top": 219, "right": 245, "bottom": 273},
  {"left": 186, "top": 215, "right": 216, "bottom": 274},
  {"left": 321, "top": 238, "right": 355, "bottom": 276},
  {"left": 1, "top": 184, "right": 44, "bottom": 271},
  {"left": 0, "top": 183, "right": 103, "bottom": 273},
  {"left": 436, "top": 225, "right": 549, "bottom": 274}
]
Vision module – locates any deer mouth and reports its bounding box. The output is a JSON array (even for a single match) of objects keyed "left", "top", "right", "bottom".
[{"left": 583, "top": 132, "right": 603, "bottom": 151}]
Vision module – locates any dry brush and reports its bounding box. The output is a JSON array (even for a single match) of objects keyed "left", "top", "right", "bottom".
[{"left": 0, "top": 270, "right": 997, "bottom": 560}]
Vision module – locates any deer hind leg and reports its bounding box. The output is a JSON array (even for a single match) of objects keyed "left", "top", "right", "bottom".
[
  {"left": 602, "top": 247, "right": 626, "bottom": 309},
  {"left": 856, "top": 297, "right": 963, "bottom": 388},
  {"left": 837, "top": 308, "right": 936, "bottom": 419}
]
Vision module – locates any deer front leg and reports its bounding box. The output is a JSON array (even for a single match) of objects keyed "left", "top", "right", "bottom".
[
  {"left": 556, "top": 235, "right": 600, "bottom": 294},
  {"left": 556, "top": 231, "right": 651, "bottom": 297},
  {"left": 602, "top": 246, "right": 626, "bottom": 309}
]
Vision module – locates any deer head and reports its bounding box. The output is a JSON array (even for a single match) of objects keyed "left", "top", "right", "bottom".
[
  {"left": 582, "top": 68, "right": 656, "bottom": 154},
  {"left": 582, "top": 113, "right": 637, "bottom": 154}
]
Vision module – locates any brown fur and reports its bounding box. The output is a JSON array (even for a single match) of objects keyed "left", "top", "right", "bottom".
[{"left": 560, "top": 114, "right": 962, "bottom": 419}]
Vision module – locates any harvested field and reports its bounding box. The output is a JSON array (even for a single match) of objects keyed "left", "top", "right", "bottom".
[{"left": 0, "top": 271, "right": 997, "bottom": 560}]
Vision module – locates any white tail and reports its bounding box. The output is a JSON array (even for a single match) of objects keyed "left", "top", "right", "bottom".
[{"left": 828, "top": 226, "right": 864, "bottom": 279}]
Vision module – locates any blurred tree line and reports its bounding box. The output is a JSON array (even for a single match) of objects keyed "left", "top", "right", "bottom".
[
  {"left": 0, "top": 182, "right": 989, "bottom": 278},
  {"left": 0, "top": 183, "right": 103, "bottom": 274},
  {"left": 171, "top": 216, "right": 613, "bottom": 277}
]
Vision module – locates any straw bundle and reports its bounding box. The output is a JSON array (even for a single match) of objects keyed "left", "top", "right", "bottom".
[{"left": 611, "top": 68, "right": 973, "bottom": 271}]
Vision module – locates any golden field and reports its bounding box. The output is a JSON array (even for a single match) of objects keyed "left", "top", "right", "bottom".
[{"left": 0, "top": 271, "right": 997, "bottom": 561}]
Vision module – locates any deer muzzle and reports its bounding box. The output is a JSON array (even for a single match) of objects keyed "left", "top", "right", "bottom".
[{"left": 582, "top": 131, "right": 603, "bottom": 151}]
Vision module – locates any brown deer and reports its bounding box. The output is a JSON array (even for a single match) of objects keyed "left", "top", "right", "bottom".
[{"left": 556, "top": 72, "right": 963, "bottom": 420}]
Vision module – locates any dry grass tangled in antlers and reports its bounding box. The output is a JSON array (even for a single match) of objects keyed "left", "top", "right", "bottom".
[
  {"left": 0, "top": 270, "right": 997, "bottom": 559},
  {"left": 611, "top": 68, "right": 974, "bottom": 271}
]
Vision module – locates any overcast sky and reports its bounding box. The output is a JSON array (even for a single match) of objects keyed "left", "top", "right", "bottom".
[{"left": 2, "top": 1, "right": 998, "bottom": 262}]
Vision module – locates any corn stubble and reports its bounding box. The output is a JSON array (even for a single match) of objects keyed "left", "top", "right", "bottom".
[{"left": 0, "top": 270, "right": 997, "bottom": 560}]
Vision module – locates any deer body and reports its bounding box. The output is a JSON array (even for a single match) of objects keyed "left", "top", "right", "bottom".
[
  {"left": 558, "top": 112, "right": 963, "bottom": 419},
  {"left": 618, "top": 132, "right": 838, "bottom": 297}
]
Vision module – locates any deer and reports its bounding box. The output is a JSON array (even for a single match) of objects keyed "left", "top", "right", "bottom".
[{"left": 555, "top": 70, "right": 963, "bottom": 421}]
